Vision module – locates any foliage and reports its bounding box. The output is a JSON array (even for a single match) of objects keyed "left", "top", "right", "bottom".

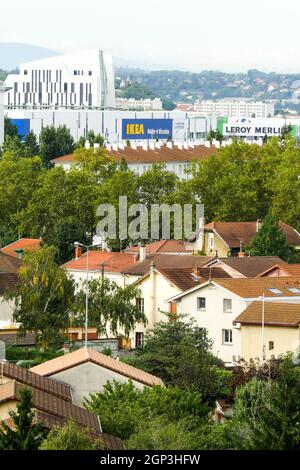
[
  {"left": 39, "top": 125, "right": 74, "bottom": 167},
  {"left": 85, "top": 380, "right": 209, "bottom": 441},
  {"left": 0, "top": 388, "right": 45, "bottom": 450},
  {"left": 39, "top": 421, "right": 104, "bottom": 450},
  {"left": 122, "top": 314, "right": 226, "bottom": 402},
  {"left": 6, "top": 346, "right": 63, "bottom": 363},
  {"left": 247, "top": 212, "right": 292, "bottom": 261},
  {"left": 5, "top": 246, "right": 75, "bottom": 348},
  {"left": 74, "top": 277, "right": 147, "bottom": 338},
  {"left": 228, "top": 359, "right": 300, "bottom": 450},
  {"left": 4, "top": 116, "right": 19, "bottom": 139}
]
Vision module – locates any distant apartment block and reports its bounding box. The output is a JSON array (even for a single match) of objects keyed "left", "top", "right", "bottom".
[
  {"left": 194, "top": 99, "right": 275, "bottom": 118},
  {"left": 5, "top": 49, "right": 116, "bottom": 109},
  {"left": 116, "top": 97, "right": 163, "bottom": 111}
]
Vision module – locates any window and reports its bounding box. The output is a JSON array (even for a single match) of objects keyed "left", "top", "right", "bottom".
[
  {"left": 24, "top": 70, "right": 28, "bottom": 75},
  {"left": 197, "top": 297, "right": 206, "bottom": 311},
  {"left": 223, "top": 299, "right": 232, "bottom": 313},
  {"left": 74, "top": 70, "right": 78, "bottom": 76},
  {"left": 208, "top": 233, "right": 214, "bottom": 250},
  {"left": 267, "top": 288, "right": 283, "bottom": 295},
  {"left": 287, "top": 287, "right": 300, "bottom": 294},
  {"left": 136, "top": 298, "right": 144, "bottom": 314},
  {"left": 88, "top": 71, "right": 92, "bottom": 76},
  {"left": 269, "top": 341, "right": 274, "bottom": 351},
  {"left": 135, "top": 332, "right": 144, "bottom": 349},
  {"left": 222, "top": 329, "right": 233, "bottom": 345}
]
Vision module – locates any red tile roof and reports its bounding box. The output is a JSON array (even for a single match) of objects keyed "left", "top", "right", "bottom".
[
  {"left": 122, "top": 254, "right": 213, "bottom": 276},
  {"left": 234, "top": 301, "right": 300, "bottom": 327},
  {"left": 259, "top": 263, "right": 300, "bottom": 277},
  {"left": 31, "top": 348, "right": 164, "bottom": 387},
  {"left": 1, "top": 238, "right": 41, "bottom": 259},
  {"left": 158, "top": 266, "right": 231, "bottom": 291},
  {"left": 205, "top": 221, "right": 300, "bottom": 248},
  {"left": 51, "top": 144, "right": 218, "bottom": 166},
  {"left": 63, "top": 251, "right": 137, "bottom": 272},
  {"left": 0, "top": 252, "right": 21, "bottom": 274},
  {"left": 0, "top": 273, "right": 19, "bottom": 295},
  {"left": 206, "top": 256, "right": 286, "bottom": 278},
  {"left": 126, "top": 240, "right": 193, "bottom": 254}
]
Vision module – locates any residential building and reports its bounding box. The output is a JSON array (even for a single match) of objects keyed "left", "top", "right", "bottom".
[
  {"left": 1, "top": 238, "right": 41, "bottom": 259},
  {"left": 194, "top": 99, "right": 275, "bottom": 118},
  {"left": 5, "top": 49, "right": 116, "bottom": 109},
  {"left": 169, "top": 277, "right": 300, "bottom": 366},
  {"left": 51, "top": 144, "right": 218, "bottom": 180},
  {"left": 234, "top": 302, "right": 300, "bottom": 361},
  {"left": 126, "top": 262, "right": 231, "bottom": 348},
  {"left": 259, "top": 263, "right": 300, "bottom": 277},
  {"left": 0, "top": 252, "right": 21, "bottom": 273},
  {"left": 0, "top": 273, "right": 19, "bottom": 329},
  {"left": 189, "top": 221, "right": 300, "bottom": 257},
  {"left": 126, "top": 240, "right": 194, "bottom": 258},
  {"left": 116, "top": 97, "right": 163, "bottom": 111},
  {"left": 30, "top": 348, "right": 164, "bottom": 405},
  {"left": 203, "top": 256, "right": 285, "bottom": 278},
  {"left": 62, "top": 250, "right": 138, "bottom": 289}
]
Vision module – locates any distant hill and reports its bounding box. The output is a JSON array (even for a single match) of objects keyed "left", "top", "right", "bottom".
[{"left": 0, "top": 42, "right": 60, "bottom": 70}]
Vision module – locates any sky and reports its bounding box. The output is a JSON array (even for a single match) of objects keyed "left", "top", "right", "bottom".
[{"left": 2, "top": 0, "right": 300, "bottom": 73}]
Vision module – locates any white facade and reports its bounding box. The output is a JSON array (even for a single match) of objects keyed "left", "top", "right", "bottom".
[
  {"left": 194, "top": 99, "right": 275, "bottom": 118},
  {"left": 5, "top": 49, "right": 116, "bottom": 109},
  {"left": 116, "top": 97, "right": 163, "bottom": 111}
]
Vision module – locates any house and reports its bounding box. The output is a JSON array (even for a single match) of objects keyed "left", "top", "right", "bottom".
[
  {"left": 203, "top": 256, "right": 285, "bottom": 278},
  {"left": 0, "top": 238, "right": 41, "bottom": 259},
  {"left": 0, "top": 273, "right": 19, "bottom": 329},
  {"left": 190, "top": 221, "right": 300, "bottom": 257},
  {"left": 125, "top": 240, "right": 193, "bottom": 257},
  {"left": 0, "top": 361, "right": 123, "bottom": 449},
  {"left": 30, "top": 347, "right": 164, "bottom": 405},
  {"left": 169, "top": 277, "right": 300, "bottom": 366},
  {"left": 0, "top": 252, "right": 21, "bottom": 273},
  {"left": 234, "top": 302, "right": 300, "bottom": 361},
  {"left": 63, "top": 250, "right": 138, "bottom": 288},
  {"left": 124, "top": 261, "right": 231, "bottom": 348},
  {"left": 259, "top": 263, "right": 300, "bottom": 277}
]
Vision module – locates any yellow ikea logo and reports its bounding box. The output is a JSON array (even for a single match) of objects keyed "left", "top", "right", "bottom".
[{"left": 126, "top": 124, "right": 145, "bottom": 135}]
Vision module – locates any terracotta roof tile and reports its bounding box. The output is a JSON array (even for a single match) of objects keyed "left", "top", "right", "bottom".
[
  {"left": 207, "top": 256, "right": 285, "bottom": 277},
  {"left": 205, "top": 221, "right": 300, "bottom": 248},
  {"left": 259, "top": 263, "right": 300, "bottom": 277},
  {"left": 63, "top": 251, "right": 137, "bottom": 272},
  {"left": 3, "top": 362, "right": 72, "bottom": 402},
  {"left": 234, "top": 301, "right": 300, "bottom": 326},
  {"left": 158, "top": 267, "right": 231, "bottom": 291},
  {"left": 126, "top": 240, "right": 193, "bottom": 254},
  {"left": 51, "top": 145, "right": 218, "bottom": 166},
  {"left": 214, "top": 277, "right": 300, "bottom": 298},
  {"left": 0, "top": 381, "right": 101, "bottom": 435},
  {"left": 0, "top": 273, "right": 18, "bottom": 295},
  {"left": 122, "top": 254, "right": 213, "bottom": 276},
  {"left": 30, "top": 348, "right": 164, "bottom": 387},
  {"left": 0, "top": 252, "right": 21, "bottom": 274},
  {"left": 1, "top": 238, "right": 41, "bottom": 259}
]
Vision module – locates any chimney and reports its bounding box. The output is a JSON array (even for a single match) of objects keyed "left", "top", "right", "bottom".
[
  {"left": 238, "top": 241, "right": 245, "bottom": 258},
  {"left": 193, "top": 266, "right": 201, "bottom": 277},
  {"left": 75, "top": 245, "right": 83, "bottom": 260},
  {"left": 256, "top": 219, "right": 262, "bottom": 232},
  {"left": 139, "top": 244, "right": 147, "bottom": 262}
]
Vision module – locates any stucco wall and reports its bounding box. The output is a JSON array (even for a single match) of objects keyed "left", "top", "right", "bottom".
[
  {"left": 240, "top": 325, "right": 300, "bottom": 361},
  {"left": 0, "top": 298, "right": 15, "bottom": 328},
  {"left": 50, "top": 361, "right": 149, "bottom": 406}
]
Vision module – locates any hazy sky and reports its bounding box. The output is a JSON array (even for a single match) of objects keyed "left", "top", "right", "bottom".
[{"left": 2, "top": 0, "right": 300, "bottom": 72}]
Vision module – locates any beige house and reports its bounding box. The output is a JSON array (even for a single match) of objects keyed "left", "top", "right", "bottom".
[
  {"left": 169, "top": 277, "right": 300, "bottom": 366},
  {"left": 190, "top": 221, "right": 300, "bottom": 257},
  {"left": 234, "top": 302, "right": 300, "bottom": 361},
  {"left": 31, "top": 348, "right": 164, "bottom": 405}
]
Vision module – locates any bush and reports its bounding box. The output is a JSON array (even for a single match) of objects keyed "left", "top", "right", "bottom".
[
  {"left": 6, "top": 347, "right": 63, "bottom": 364},
  {"left": 39, "top": 421, "right": 104, "bottom": 450}
]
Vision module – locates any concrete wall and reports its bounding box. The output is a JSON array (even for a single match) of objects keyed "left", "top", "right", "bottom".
[
  {"left": 0, "top": 298, "right": 15, "bottom": 329},
  {"left": 50, "top": 361, "right": 149, "bottom": 406}
]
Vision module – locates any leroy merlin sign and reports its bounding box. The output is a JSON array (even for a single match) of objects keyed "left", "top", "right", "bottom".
[{"left": 222, "top": 118, "right": 288, "bottom": 137}]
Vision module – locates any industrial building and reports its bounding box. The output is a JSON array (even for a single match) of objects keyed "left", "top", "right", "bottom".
[{"left": 194, "top": 99, "right": 275, "bottom": 119}]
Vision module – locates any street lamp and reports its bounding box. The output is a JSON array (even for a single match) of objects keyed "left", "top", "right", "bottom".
[{"left": 74, "top": 242, "right": 101, "bottom": 349}]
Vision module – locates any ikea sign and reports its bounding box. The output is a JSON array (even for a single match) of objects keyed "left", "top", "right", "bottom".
[{"left": 122, "top": 119, "right": 173, "bottom": 140}]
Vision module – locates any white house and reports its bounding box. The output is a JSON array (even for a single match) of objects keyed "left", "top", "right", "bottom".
[{"left": 169, "top": 277, "right": 300, "bottom": 366}]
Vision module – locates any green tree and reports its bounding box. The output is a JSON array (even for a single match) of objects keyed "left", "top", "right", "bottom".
[
  {"left": 23, "top": 131, "right": 39, "bottom": 157},
  {"left": 87, "top": 130, "right": 104, "bottom": 147},
  {"left": 5, "top": 246, "right": 75, "bottom": 348},
  {"left": 39, "top": 125, "right": 74, "bottom": 167},
  {"left": 39, "top": 421, "right": 104, "bottom": 450},
  {"left": 247, "top": 213, "right": 292, "bottom": 261},
  {"left": 4, "top": 116, "right": 19, "bottom": 139},
  {"left": 123, "top": 313, "right": 227, "bottom": 402},
  {"left": 74, "top": 277, "right": 147, "bottom": 338},
  {"left": 229, "top": 359, "right": 300, "bottom": 450},
  {"left": 0, "top": 388, "right": 45, "bottom": 450}
]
